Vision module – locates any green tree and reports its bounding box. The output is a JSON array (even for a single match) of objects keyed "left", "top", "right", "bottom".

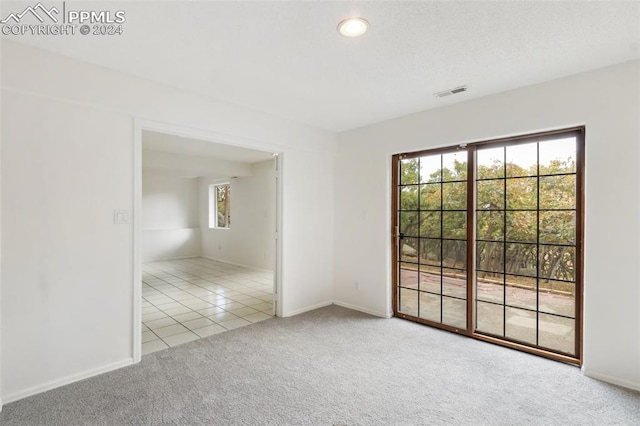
[{"left": 399, "top": 149, "right": 577, "bottom": 294}]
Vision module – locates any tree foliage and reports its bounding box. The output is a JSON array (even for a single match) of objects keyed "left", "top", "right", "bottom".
[
  {"left": 216, "top": 184, "right": 231, "bottom": 228},
  {"left": 399, "top": 147, "right": 577, "bottom": 293}
]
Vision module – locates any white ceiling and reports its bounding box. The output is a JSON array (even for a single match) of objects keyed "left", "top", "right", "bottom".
[
  {"left": 3, "top": 1, "right": 639, "bottom": 132},
  {"left": 142, "top": 130, "right": 275, "bottom": 163}
]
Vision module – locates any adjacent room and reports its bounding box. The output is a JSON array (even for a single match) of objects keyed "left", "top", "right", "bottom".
[
  {"left": 0, "top": 0, "right": 639, "bottom": 423},
  {"left": 141, "top": 131, "right": 277, "bottom": 354}
]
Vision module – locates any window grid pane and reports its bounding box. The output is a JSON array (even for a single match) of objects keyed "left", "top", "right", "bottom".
[
  {"left": 397, "top": 151, "right": 467, "bottom": 328},
  {"left": 474, "top": 137, "right": 578, "bottom": 356}
]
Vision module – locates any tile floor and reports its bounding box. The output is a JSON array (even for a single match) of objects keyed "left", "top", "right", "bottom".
[{"left": 142, "top": 257, "right": 274, "bottom": 355}]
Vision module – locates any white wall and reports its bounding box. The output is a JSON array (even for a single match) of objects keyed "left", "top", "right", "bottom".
[
  {"left": 1, "top": 90, "right": 134, "bottom": 402},
  {"left": 200, "top": 159, "right": 276, "bottom": 271},
  {"left": 142, "top": 149, "right": 252, "bottom": 179},
  {"left": 1, "top": 40, "right": 336, "bottom": 403},
  {"left": 334, "top": 60, "right": 640, "bottom": 390},
  {"left": 142, "top": 172, "right": 200, "bottom": 261}
]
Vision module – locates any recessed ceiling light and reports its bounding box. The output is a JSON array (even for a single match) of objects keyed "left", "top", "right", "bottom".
[{"left": 337, "top": 17, "right": 369, "bottom": 37}]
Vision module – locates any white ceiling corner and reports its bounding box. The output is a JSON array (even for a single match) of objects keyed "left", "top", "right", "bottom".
[
  {"left": 142, "top": 130, "right": 275, "bottom": 164},
  {"left": 3, "top": 0, "right": 639, "bottom": 132}
]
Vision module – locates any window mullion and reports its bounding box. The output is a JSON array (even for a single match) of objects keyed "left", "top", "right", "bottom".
[{"left": 466, "top": 146, "right": 475, "bottom": 333}]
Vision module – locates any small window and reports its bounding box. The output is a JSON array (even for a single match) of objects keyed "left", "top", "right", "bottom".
[{"left": 209, "top": 183, "right": 230, "bottom": 228}]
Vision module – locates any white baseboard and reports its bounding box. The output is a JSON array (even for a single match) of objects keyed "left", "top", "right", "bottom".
[
  {"left": 333, "top": 301, "right": 391, "bottom": 318},
  {"left": 2, "top": 358, "right": 134, "bottom": 405},
  {"left": 202, "top": 256, "right": 273, "bottom": 273},
  {"left": 285, "top": 301, "right": 392, "bottom": 319},
  {"left": 283, "top": 300, "right": 334, "bottom": 317},
  {"left": 582, "top": 367, "right": 640, "bottom": 391},
  {"left": 143, "top": 255, "right": 200, "bottom": 262}
]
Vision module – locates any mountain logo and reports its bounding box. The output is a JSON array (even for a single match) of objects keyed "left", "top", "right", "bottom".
[{"left": 1, "top": 2, "right": 60, "bottom": 24}]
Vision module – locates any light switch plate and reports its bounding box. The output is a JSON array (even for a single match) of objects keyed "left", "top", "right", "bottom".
[{"left": 114, "top": 210, "right": 129, "bottom": 224}]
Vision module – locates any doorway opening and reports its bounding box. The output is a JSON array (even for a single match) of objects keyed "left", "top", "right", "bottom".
[
  {"left": 392, "top": 127, "right": 584, "bottom": 364},
  {"left": 134, "top": 125, "right": 282, "bottom": 358}
]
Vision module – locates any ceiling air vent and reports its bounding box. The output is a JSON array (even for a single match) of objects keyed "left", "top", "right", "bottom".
[{"left": 434, "top": 85, "right": 468, "bottom": 98}]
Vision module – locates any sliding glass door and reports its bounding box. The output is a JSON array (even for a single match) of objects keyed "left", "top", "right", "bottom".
[
  {"left": 395, "top": 149, "right": 469, "bottom": 331},
  {"left": 392, "top": 128, "right": 584, "bottom": 363}
]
